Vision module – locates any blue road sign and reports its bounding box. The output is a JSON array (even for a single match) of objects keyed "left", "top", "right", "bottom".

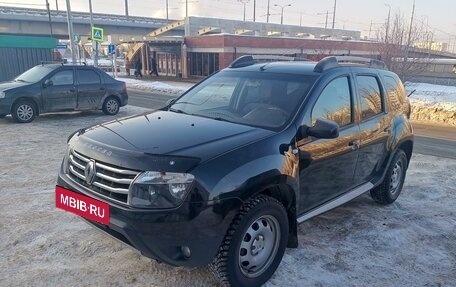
[{"left": 108, "top": 44, "right": 115, "bottom": 55}]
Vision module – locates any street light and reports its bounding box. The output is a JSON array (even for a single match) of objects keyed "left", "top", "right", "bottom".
[
  {"left": 274, "top": 3, "right": 291, "bottom": 25},
  {"left": 238, "top": 0, "right": 250, "bottom": 22}
]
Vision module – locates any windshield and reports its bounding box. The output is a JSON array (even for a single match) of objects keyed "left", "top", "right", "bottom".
[
  {"left": 170, "top": 70, "right": 317, "bottom": 130},
  {"left": 14, "top": 65, "right": 56, "bottom": 83}
]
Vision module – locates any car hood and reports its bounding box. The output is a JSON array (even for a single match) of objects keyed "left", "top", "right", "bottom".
[
  {"left": 0, "top": 81, "right": 30, "bottom": 91},
  {"left": 77, "top": 110, "right": 274, "bottom": 162}
]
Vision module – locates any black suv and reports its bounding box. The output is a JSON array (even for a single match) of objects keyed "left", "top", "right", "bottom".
[
  {"left": 0, "top": 63, "right": 128, "bottom": 123},
  {"left": 56, "top": 56, "right": 413, "bottom": 287}
]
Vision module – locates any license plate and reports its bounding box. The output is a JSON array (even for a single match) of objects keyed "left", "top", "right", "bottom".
[{"left": 55, "top": 185, "right": 110, "bottom": 226}]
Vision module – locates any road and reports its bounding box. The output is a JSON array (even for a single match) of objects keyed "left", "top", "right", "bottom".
[{"left": 128, "top": 89, "right": 456, "bottom": 159}]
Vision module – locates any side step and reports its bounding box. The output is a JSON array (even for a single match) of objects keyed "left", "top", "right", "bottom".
[{"left": 297, "top": 182, "right": 374, "bottom": 223}]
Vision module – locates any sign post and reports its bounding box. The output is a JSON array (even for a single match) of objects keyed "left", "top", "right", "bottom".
[
  {"left": 56, "top": 44, "right": 68, "bottom": 59},
  {"left": 108, "top": 43, "right": 116, "bottom": 77},
  {"left": 91, "top": 26, "right": 103, "bottom": 67}
]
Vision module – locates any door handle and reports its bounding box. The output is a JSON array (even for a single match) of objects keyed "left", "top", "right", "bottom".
[{"left": 348, "top": 140, "right": 360, "bottom": 150}]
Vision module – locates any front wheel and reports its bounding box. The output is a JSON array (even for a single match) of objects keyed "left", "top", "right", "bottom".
[
  {"left": 12, "top": 100, "right": 37, "bottom": 123},
  {"left": 370, "top": 149, "right": 408, "bottom": 204},
  {"left": 210, "top": 195, "right": 289, "bottom": 287},
  {"left": 102, "top": 96, "right": 120, "bottom": 115}
]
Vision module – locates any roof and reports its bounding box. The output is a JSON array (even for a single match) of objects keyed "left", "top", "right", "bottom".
[{"left": 227, "top": 61, "right": 320, "bottom": 76}]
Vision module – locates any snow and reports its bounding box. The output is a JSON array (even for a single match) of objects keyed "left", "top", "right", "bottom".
[
  {"left": 1, "top": 105, "right": 455, "bottom": 286},
  {"left": 121, "top": 77, "right": 191, "bottom": 96},
  {"left": 406, "top": 82, "right": 456, "bottom": 112}
]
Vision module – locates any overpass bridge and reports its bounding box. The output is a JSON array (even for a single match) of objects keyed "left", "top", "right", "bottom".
[{"left": 0, "top": 6, "right": 184, "bottom": 43}]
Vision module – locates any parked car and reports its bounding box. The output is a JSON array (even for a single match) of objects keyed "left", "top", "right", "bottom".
[
  {"left": 0, "top": 63, "right": 128, "bottom": 123},
  {"left": 56, "top": 55, "right": 413, "bottom": 287}
]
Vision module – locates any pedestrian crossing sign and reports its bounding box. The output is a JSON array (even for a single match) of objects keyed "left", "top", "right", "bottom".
[{"left": 92, "top": 27, "right": 104, "bottom": 42}]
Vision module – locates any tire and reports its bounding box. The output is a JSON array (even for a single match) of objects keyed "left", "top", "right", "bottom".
[
  {"left": 210, "top": 195, "right": 289, "bottom": 287},
  {"left": 102, "top": 96, "right": 120, "bottom": 115},
  {"left": 370, "top": 149, "right": 408, "bottom": 204},
  {"left": 12, "top": 100, "right": 37, "bottom": 123}
]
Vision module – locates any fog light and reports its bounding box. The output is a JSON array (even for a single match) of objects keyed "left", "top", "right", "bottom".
[{"left": 181, "top": 245, "right": 191, "bottom": 258}]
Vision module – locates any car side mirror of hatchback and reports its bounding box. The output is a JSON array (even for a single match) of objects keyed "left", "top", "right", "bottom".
[
  {"left": 43, "top": 79, "right": 53, "bottom": 88},
  {"left": 303, "top": 118, "right": 340, "bottom": 139}
]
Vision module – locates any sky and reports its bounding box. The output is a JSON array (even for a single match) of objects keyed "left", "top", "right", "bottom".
[{"left": 1, "top": 0, "right": 455, "bottom": 44}]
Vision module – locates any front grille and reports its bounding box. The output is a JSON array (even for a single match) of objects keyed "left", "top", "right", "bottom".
[{"left": 67, "top": 150, "right": 140, "bottom": 204}]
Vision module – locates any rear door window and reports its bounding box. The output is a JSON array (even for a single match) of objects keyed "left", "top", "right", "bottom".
[
  {"left": 356, "top": 75, "right": 384, "bottom": 120},
  {"left": 77, "top": 69, "right": 101, "bottom": 85}
]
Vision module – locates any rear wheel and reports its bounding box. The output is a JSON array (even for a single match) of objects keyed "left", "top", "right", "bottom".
[
  {"left": 370, "top": 149, "right": 408, "bottom": 204},
  {"left": 210, "top": 195, "right": 288, "bottom": 287},
  {"left": 12, "top": 100, "right": 37, "bottom": 123},
  {"left": 102, "top": 96, "right": 120, "bottom": 115}
]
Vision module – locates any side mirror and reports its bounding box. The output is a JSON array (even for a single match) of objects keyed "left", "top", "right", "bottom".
[
  {"left": 43, "top": 79, "right": 53, "bottom": 87},
  {"left": 304, "top": 118, "right": 340, "bottom": 139}
]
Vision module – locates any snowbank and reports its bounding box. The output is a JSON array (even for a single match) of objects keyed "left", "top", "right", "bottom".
[
  {"left": 406, "top": 82, "right": 456, "bottom": 126},
  {"left": 122, "top": 78, "right": 189, "bottom": 96}
]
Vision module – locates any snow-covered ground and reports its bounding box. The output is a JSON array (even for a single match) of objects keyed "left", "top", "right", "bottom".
[{"left": 0, "top": 106, "right": 455, "bottom": 286}]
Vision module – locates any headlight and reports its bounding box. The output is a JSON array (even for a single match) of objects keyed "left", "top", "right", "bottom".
[
  {"left": 0, "top": 91, "right": 5, "bottom": 99},
  {"left": 129, "top": 171, "right": 195, "bottom": 208}
]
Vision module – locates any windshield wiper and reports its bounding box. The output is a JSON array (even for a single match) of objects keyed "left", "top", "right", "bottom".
[{"left": 169, "top": 107, "right": 187, "bottom": 114}]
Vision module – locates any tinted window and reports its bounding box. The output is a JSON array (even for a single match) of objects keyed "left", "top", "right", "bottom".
[
  {"left": 383, "top": 75, "right": 406, "bottom": 110},
  {"left": 50, "top": 70, "right": 74, "bottom": 86},
  {"left": 312, "top": 77, "right": 352, "bottom": 127},
  {"left": 77, "top": 69, "right": 101, "bottom": 85},
  {"left": 357, "top": 75, "right": 383, "bottom": 120}
]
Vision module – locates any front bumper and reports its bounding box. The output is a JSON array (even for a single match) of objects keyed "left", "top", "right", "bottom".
[
  {"left": 0, "top": 98, "right": 11, "bottom": 115},
  {"left": 57, "top": 167, "right": 241, "bottom": 267}
]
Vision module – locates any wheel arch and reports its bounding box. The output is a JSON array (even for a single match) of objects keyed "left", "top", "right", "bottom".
[
  {"left": 255, "top": 183, "right": 299, "bottom": 248},
  {"left": 11, "top": 97, "right": 40, "bottom": 116}
]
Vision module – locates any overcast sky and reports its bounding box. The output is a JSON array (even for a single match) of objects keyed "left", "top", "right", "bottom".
[{"left": 2, "top": 0, "right": 455, "bottom": 42}]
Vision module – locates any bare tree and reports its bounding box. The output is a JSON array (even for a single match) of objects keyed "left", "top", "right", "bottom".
[{"left": 376, "top": 11, "right": 433, "bottom": 82}]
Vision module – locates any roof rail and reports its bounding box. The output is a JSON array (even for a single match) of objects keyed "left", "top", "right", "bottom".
[
  {"left": 229, "top": 55, "right": 309, "bottom": 68},
  {"left": 313, "top": 56, "right": 387, "bottom": 73}
]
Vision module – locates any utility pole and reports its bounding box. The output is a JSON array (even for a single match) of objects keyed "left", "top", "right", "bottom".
[
  {"left": 65, "top": 0, "right": 76, "bottom": 63},
  {"left": 253, "top": 0, "right": 256, "bottom": 22},
  {"left": 332, "top": 0, "right": 336, "bottom": 30},
  {"left": 186, "top": 0, "right": 188, "bottom": 18},
  {"left": 385, "top": 3, "right": 391, "bottom": 43},
  {"left": 166, "top": 0, "right": 169, "bottom": 19},
  {"left": 45, "top": 0, "right": 53, "bottom": 38},
  {"left": 55, "top": 0, "right": 58, "bottom": 11},
  {"left": 267, "top": 0, "right": 270, "bottom": 23},
  {"left": 125, "top": 0, "right": 129, "bottom": 20},
  {"left": 89, "top": 0, "right": 98, "bottom": 67}
]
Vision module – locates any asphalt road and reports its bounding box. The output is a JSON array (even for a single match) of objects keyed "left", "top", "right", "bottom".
[{"left": 128, "top": 89, "right": 456, "bottom": 159}]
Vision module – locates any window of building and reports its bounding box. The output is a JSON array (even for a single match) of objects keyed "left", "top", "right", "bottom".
[
  {"left": 312, "top": 76, "right": 352, "bottom": 127},
  {"left": 190, "top": 53, "right": 219, "bottom": 76}
]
